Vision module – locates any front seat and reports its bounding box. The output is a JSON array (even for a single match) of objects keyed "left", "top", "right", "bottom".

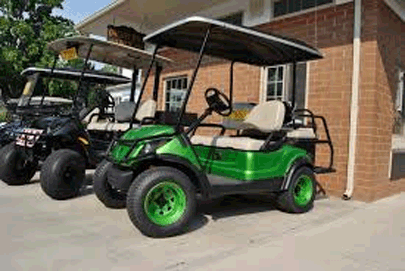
[{"left": 191, "top": 100, "right": 286, "bottom": 151}]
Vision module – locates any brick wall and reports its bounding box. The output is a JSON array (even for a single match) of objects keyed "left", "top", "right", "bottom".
[
  {"left": 254, "top": 2, "right": 355, "bottom": 197},
  {"left": 353, "top": 0, "right": 405, "bottom": 201}
]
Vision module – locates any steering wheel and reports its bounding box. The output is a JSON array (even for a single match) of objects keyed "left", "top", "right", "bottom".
[
  {"left": 204, "top": 88, "right": 232, "bottom": 116},
  {"left": 105, "top": 92, "right": 115, "bottom": 111},
  {"left": 96, "top": 89, "right": 115, "bottom": 112}
]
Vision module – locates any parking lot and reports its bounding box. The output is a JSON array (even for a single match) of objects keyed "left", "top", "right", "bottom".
[{"left": 1, "top": 172, "right": 405, "bottom": 271}]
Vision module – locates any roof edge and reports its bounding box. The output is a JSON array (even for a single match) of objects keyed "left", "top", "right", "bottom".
[{"left": 75, "top": 0, "right": 127, "bottom": 32}]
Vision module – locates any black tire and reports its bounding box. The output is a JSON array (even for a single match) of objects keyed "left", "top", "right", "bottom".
[
  {"left": 277, "top": 167, "right": 316, "bottom": 213},
  {"left": 0, "top": 143, "right": 37, "bottom": 185},
  {"left": 93, "top": 160, "right": 126, "bottom": 209},
  {"left": 40, "top": 149, "right": 86, "bottom": 200},
  {"left": 127, "top": 167, "right": 196, "bottom": 238}
]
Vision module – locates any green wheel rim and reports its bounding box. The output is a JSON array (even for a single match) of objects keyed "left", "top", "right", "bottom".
[
  {"left": 144, "top": 181, "right": 187, "bottom": 226},
  {"left": 293, "top": 176, "right": 313, "bottom": 207}
]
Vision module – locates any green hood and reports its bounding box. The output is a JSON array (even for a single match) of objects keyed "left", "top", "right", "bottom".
[{"left": 109, "top": 125, "right": 176, "bottom": 165}]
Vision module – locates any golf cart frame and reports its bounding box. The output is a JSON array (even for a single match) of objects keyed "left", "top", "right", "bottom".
[
  {"left": 95, "top": 17, "right": 335, "bottom": 237},
  {"left": 105, "top": 17, "right": 334, "bottom": 194}
]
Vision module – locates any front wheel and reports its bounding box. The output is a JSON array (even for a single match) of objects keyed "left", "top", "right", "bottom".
[
  {"left": 277, "top": 167, "right": 316, "bottom": 213},
  {"left": 40, "top": 149, "right": 86, "bottom": 200},
  {"left": 127, "top": 167, "right": 196, "bottom": 237},
  {"left": 93, "top": 160, "right": 126, "bottom": 209},
  {"left": 0, "top": 143, "right": 37, "bottom": 185}
]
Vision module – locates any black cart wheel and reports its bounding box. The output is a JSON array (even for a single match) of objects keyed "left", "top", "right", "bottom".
[
  {"left": 93, "top": 160, "right": 126, "bottom": 209},
  {"left": 277, "top": 167, "right": 316, "bottom": 213},
  {"left": 40, "top": 149, "right": 86, "bottom": 200},
  {"left": 0, "top": 143, "right": 37, "bottom": 185},
  {"left": 127, "top": 167, "right": 196, "bottom": 237}
]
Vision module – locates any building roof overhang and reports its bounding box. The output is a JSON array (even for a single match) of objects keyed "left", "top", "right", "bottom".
[
  {"left": 75, "top": 0, "right": 231, "bottom": 36},
  {"left": 76, "top": 0, "right": 405, "bottom": 38}
]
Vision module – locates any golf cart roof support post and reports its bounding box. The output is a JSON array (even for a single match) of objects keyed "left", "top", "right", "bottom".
[
  {"left": 229, "top": 61, "right": 234, "bottom": 107},
  {"left": 40, "top": 54, "right": 59, "bottom": 105},
  {"left": 130, "top": 67, "right": 139, "bottom": 102},
  {"left": 74, "top": 43, "right": 94, "bottom": 109},
  {"left": 291, "top": 60, "right": 297, "bottom": 109},
  {"left": 153, "top": 64, "right": 163, "bottom": 101},
  {"left": 130, "top": 44, "right": 160, "bottom": 129},
  {"left": 176, "top": 28, "right": 211, "bottom": 130}
]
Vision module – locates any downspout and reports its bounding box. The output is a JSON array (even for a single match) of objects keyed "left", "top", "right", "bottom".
[{"left": 343, "top": 0, "right": 362, "bottom": 200}]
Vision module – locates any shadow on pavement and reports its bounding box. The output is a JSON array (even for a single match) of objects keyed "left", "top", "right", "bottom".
[
  {"left": 197, "top": 194, "right": 278, "bottom": 221},
  {"left": 78, "top": 172, "right": 95, "bottom": 198}
]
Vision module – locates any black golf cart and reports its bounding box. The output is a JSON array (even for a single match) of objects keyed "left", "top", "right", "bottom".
[
  {"left": 0, "top": 64, "right": 131, "bottom": 186},
  {"left": 94, "top": 17, "right": 335, "bottom": 237},
  {"left": 0, "top": 67, "right": 76, "bottom": 147}
]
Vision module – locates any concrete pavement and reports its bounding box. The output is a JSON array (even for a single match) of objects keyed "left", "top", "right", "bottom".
[{"left": 0, "top": 172, "right": 403, "bottom": 270}]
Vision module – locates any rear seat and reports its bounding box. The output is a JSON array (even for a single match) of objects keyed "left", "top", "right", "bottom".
[{"left": 286, "top": 128, "right": 317, "bottom": 139}]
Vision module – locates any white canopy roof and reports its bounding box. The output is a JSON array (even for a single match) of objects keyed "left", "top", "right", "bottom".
[{"left": 47, "top": 36, "right": 173, "bottom": 69}]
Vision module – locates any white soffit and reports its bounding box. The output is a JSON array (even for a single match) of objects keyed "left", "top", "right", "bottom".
[{"left": 75, "top": 0, "right": 231, "bottom": 36}]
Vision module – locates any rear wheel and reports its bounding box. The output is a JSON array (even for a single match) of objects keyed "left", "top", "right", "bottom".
[
  {"left": 93, "top": 160, "right": 126, "bottom": 209},
  {"left": 127, "top": 167, "right": 196, "bottom": 237},
  {"left": 0, "top": 143, "right": 37, "bottom": 185},
  {"left": 277, "top": 167, "right": 316, "bottom": 213},
  {"left": 40, "top": 149, "right": 86, "bottom": 200}
]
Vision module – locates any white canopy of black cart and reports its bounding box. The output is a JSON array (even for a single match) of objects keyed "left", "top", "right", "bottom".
[{"left": 47, "top": 36, "right": 173, "bottom": 69}]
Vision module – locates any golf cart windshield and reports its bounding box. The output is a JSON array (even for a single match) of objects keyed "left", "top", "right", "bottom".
[
  {"left": 12, "top": 67, "right": 130, "bottom": 120},
  {"left": 17, "top": 67, "right": 130, "bottom": 107}
]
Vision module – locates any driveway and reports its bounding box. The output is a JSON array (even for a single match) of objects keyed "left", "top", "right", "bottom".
[{"left": 0, "top": 172, "right": 403, "bottom": 270}]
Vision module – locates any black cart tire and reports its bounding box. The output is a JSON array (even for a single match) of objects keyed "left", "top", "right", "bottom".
[
  {"left": 277, "top": 167, "right": 316, "bottom": 213},
  {"left": 93, "top": 160, "right": 126, "bottom": 209},
  {"left": 40, "top": 149, "right": 86, "bottom": 200},
  {"left": 0, "top": 143, "right": 37, "bottom": 185},
  {"left": 127, "top": 167, "right": 196, "bottom": 238}
]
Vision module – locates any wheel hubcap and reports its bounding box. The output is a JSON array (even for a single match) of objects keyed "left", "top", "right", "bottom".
[
  {"left": 144, "top": 181, "right": 186, "bottom": 226},
  {"left": 293, "top": 176, "right": 313, "bottom": 207}
]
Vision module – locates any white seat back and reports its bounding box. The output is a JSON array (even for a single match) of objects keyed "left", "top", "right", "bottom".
[
  {"left": 135, "top": 99, "right": 156, "bottom": 122},
  {"left": 238, "top": 100, "right": 285, "bottom": 133},
  {"left": 82, "top": 107, "right": 100, "bottom": 123}
]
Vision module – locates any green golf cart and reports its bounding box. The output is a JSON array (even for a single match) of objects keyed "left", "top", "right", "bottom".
[{"left": 93, "top": 17, "right": 335, "bottom": 237}]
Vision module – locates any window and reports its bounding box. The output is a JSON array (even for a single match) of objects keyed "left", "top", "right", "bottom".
[
  {"left": 265, "top": 63, "right": 307, "bottom": 110},
  {"left": 165, "top": 77, "right": 188, "bottom": 112},
  {"left": 218, "top": 12, "right": 244, "bottom": 26},
  {"left": 273, "top": 0, "right": 333, "bottom": 18},
  {"left": 267, "top": 66, "right": 285, "bottom": 100},
  {"left": 394, "top": 71, "right": 405, "bottom": 135}
]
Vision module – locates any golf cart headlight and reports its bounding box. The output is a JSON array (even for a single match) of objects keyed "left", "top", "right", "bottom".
[{"left": 140, "top": 139, "right": 168, "bottom": 156}]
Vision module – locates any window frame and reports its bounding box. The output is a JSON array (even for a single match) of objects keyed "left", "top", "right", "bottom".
[
  {"left": 265, "top": 65, "right": 288, "bottom": 101},
  {"left": 271, "top": 0, "right": 335, "bottom": 20},
  {"left": 164, "top": 76, "right": 189, "bottom": 113}
]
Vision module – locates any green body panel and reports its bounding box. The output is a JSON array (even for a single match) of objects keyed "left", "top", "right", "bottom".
[
  {"left": 193, "top": 144, "right": 310, "bottom": 181},
  {"left": 109, "top": 124, "right": 311, "bottom": 182},
  {"left": 109, "top": 125, "right": 175, "bottom": 164},
  {"left": 156, "top": 136, "right": 201, "bottom": 170}
]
